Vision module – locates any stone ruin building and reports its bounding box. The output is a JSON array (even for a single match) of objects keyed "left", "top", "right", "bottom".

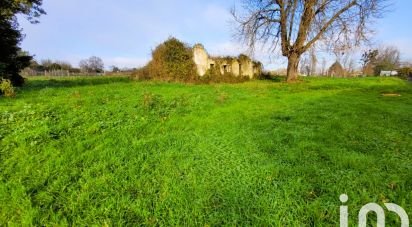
[{"left": 193, "top": 44, "right": 262, "bottom": 78}]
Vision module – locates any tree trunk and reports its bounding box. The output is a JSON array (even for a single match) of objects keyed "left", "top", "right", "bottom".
[{"left": 287, "top": 53, "right": 300, "bottom": 82}]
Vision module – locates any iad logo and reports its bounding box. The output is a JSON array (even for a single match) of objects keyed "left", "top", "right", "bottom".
[{"left": 339, "top": 194, "right": 409, "bottom": 227}]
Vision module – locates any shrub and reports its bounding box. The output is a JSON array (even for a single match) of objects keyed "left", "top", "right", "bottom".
[
  {"left": 142, "top": 92, "right": 162, "bottom": 111},
  {"left": 140, "top": 92, "right": 189, "bottom": 118},
  {"left": 0, "top": 79, "right": 16, "bottom": 97},
  {"left": 200, "top": 69, "right": 250, "bottom": 84},
  {"left": 256, "top": 71, "right": 272, "bottom": 80},
  {"left": 397, "top": 67, "right": 412, "bottom": 80},
  {"left": 131, "top": 66, "right": 152, "bottom": 81},
  {"left": 147, "top": 37, "right": 197, "bottom": 82}
]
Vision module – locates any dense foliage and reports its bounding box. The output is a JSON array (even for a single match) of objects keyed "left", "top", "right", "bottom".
[
  {"left": 0, "top": 18, "right": 30, "bottom": 86},
  {"left": 1, "top": 0, "right": 45, "bottom": 21},
  {"left": 0, "top": 0, "right": 45, "bottom": 86},
  {"left": 397, "top": 67, "right": 412, "bottom": 80},
  {"left": 146, "top": 37, "right": 197, "bottom": 82}
]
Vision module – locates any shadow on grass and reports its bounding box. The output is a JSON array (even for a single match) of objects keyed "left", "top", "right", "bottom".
[
  {"left": 23, "top": 76, "right": 132, "bottom": 91},
  {"left": 257, "top": 75, "right": 286, "bottom": 83}
]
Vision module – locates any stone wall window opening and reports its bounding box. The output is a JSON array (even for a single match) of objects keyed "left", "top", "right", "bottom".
[
  {"left": 223, "top": 65, "right": 228, "bottom": 74},
  {"left": 192, "top": 43, "right": 262, "bottom": 77}
]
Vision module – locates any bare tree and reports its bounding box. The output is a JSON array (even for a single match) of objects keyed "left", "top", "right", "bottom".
[
  {"left": 41, "top": 59, "right": 53, "bottom": 69},
  {"left": 111, "top": 66, "right": 120, "bottom": 73},
  {"left": 79, "top": 59, "right": 90, "bottom": 73},
  {"left": 309, "top": 48, "right": 317, "bottom": 76},
  {"left": 79, "top": 56, "right": 104, "bottom": 73},
  {"left": 299, "top": 56, "right": 310, "bottom": 76},
  {"left": 360, "top": 49, "right": 379, "bottom": 75},
  {"left": 88, "top": 56, "right": 104, "bottom": 73},
  {"left": 300, "top": 48, "right": 317, "bottom": 76},
  {"left": 56, "top": 61, "right": 72, "bottom": 71},
  {"left": 340, "top": 51, "right": 356, "bottom": 76},
  {"left": 361, "top": 46, "right": 400, "bottom": 75},
  {"left": 333, "top": 49, "right": 354, "bottom": 77},
  {"left": 374, "top": 46, "right": 400, "bottom": 74},
  {"left": 321, "top": 57, "right": 327, "bottom": 76},
  {"left": 232, "top": 0, "right": 388, "bottom": 82},
  {"left": 347, "top": 58, "right": 357, "bottom": 76}
]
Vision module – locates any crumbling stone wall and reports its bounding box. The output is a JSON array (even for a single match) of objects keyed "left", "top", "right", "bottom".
[
  {"left": 193, "top": 44, "right": 210, "bottom": 76},
  {"left": 192, "top": 44, "right": 261, "bottom": 78}
]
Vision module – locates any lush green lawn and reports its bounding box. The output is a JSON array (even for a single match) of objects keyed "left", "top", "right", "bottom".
[{"left": 0, "top": 76, "right": 411, "bottom": 225}]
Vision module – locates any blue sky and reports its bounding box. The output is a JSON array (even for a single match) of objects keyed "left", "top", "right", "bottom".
[{"left": 18, "top": 0, "right": 412, "bottom": 70}]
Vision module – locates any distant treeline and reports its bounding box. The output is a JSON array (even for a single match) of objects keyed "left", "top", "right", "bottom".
[{"left": 21, "top": 57, "right": 136, "bottom": 77}]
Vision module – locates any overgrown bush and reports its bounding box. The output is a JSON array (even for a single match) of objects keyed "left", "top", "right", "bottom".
[
  {"left": 200, "top": 69, "right": 250, "bottom": 84},
  {"left": 397, "top": 67, "right": 412, "bottom": 80},
  {"left": 0, "top": 79, "right": 16, "bottom": 97},
  {"left": 147, "top": 37, "right": 197, "bottom": 82},
  {"left": 256, "top": 71, "right": 272, "bottom": 80},
  {"left": 131, "top": 66, "right": 151, "bottom": 81},
  {"left": 142, "top": 92, "right": 162, "bottom": 111}
]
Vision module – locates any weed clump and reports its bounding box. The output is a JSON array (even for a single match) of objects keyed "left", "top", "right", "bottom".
[
  {"left": 141, "top": 92, "right": 189, "bottom": 118},
  {"left": 142, "top": 92, "right": 163, "bottom": 111},
  {"left": 201, "top": 69, "right": 250, "bottom": 84},
  {"left": 0, "top": 79, "right": 16, "bottom": 97}
]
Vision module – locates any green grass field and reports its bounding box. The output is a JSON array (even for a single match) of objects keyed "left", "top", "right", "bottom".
[{"left": 0, "top": 76, "right": 411, "bottom": 225}]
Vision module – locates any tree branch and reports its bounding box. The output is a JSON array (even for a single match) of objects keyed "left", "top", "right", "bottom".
[{"left": 302, "top": 0, "right": 357, "bottom": 52}]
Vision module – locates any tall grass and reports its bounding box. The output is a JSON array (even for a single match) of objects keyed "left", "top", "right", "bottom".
[{"left": 0, "top": 76, "right": 411, "bottom": 225}]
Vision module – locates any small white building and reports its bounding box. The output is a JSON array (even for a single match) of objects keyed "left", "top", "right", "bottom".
[{"left": 380, "top": 71, "right": 398, "bottom": 77}]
